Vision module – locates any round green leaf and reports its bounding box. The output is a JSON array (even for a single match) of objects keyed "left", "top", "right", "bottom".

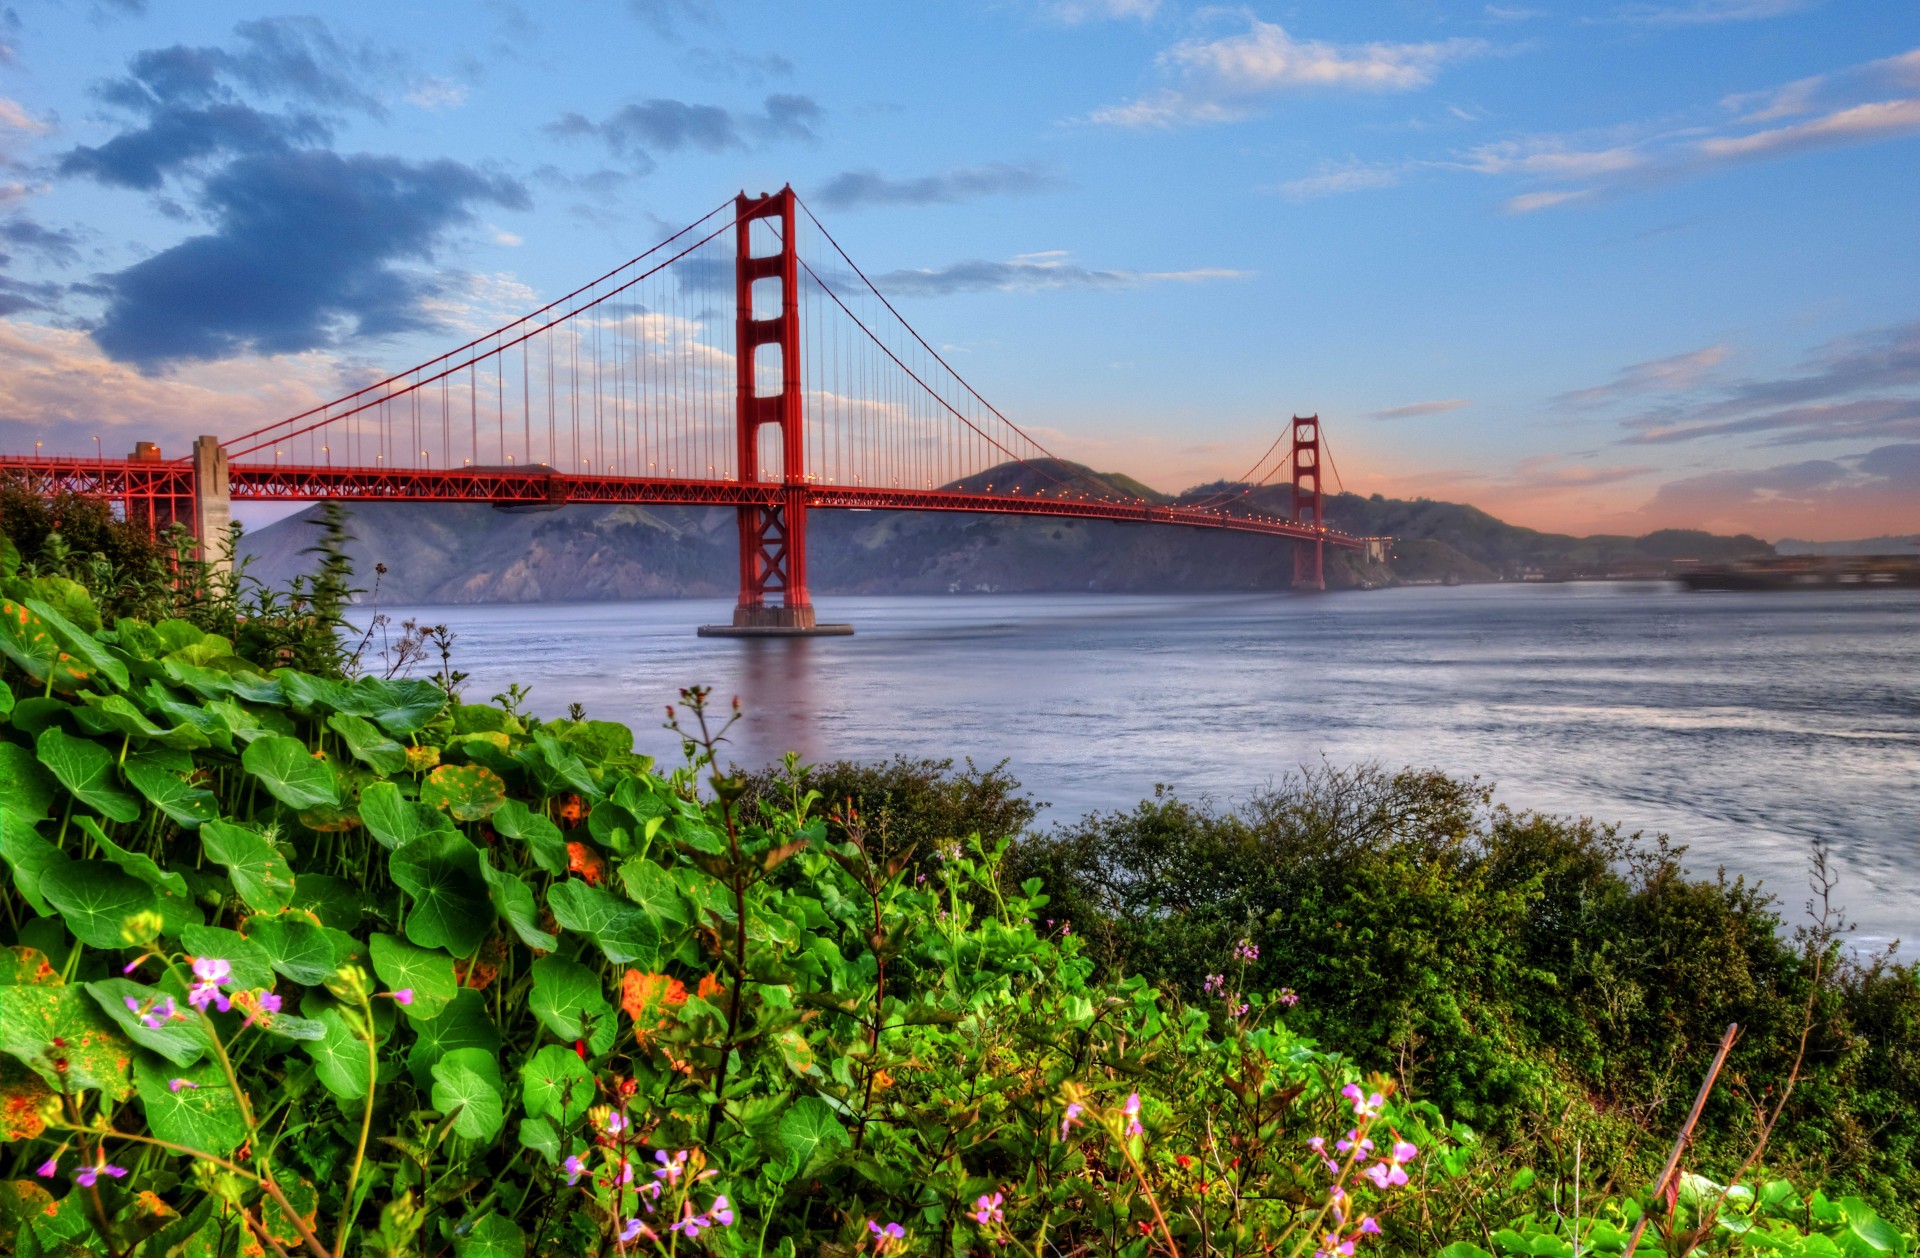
[
  {"left": 122, "top": 754, "right": 219, "bottom": 828},
  {"left": 405, "top": 988, "right": 501, "bottom": 1089},
  {"left": 298, "top": 1000, "right": 371, "bottom": 1100},
  {"left": 528, "top": 956, "right": 616, "bottom": 1055},
  {"left": 520, "top": 1044, "right": 595, "bottom": 1124},
  {"left": 39, "top": 860, "right": 159, "bottom": 948},
  {"left": 390, "top": 833, "right": 492, "bottom": 956},
  {"left": 0, "top": 811, "right": 68, "bottom": 917},
  {"left": 481, "top": 856, "right": 557, "bottom": 952},
  {"left": 245, "top": 917, "right": 341, "bottom": 986},
  {"left": 491, "top": 800, "right": 568, "bottom": 874},
  {"left": 35, "top": 728, "right": 141, "bottom": 823},
  {"left": 241, "top": 735, "right": 341, "bottom": 810},
  {"left": 180, "top": 924, "right": 276, "bottom": 992},
  {"left": 0, "top": 983, "right": 135, "bottom": 1098},
  {"left": 134, "top": 1051, "right": 247, "bottom": 1156},
  {"left": 86, "top": 978, "right": 210, "bottom": 1067},
  {"left": 430, "top": 1046, "right": 505, "bottom": 1141},
  {"left": 777, "top": 1095, "right": 850, "bottom": 1175},
  {"left": 359, "top": 781, "right": 453, "bottom": 851},
  {"left": 201, "top": 820, "right": 296, "bottom": 914},
  {"left": 327, "top": 711, "right": 409, "bottom": 775},
  {"left": 454, "top": 1213, "right": 526, "bottom": 1258},
  {"left": 547, "top": 879, "right": 659, "bottom": 966},
  {"left": 348, "top": 676, "right": 448, "bottom": 735},
  {"left": 0, "top": 742, "right": 58, "bottom": 821},
  {"left": 368, "top": 933, "right": 457, "bottom": 1018},
  {"left": 421, "top": 764, "right": 508, "bottom": 822}
]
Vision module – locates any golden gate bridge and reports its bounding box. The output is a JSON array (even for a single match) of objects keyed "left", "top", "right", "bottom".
[{"left": 1, "top": 186, "right": 1374, "bottom": 634}]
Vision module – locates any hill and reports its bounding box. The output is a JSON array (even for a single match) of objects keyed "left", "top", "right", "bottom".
[{"left": 236, "top": 461, "right": 1773, "bottom": 603}]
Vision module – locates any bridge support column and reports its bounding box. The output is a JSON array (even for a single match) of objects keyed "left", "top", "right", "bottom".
[
  {"left": 1290, "top": 415, "right": 1325, "bottom": 591},
  {"left": 192, "top": 436, "right": 233, "bottom": 574},
  {"left": 700, "top": 185, "right": 851, "bottom": 637}
]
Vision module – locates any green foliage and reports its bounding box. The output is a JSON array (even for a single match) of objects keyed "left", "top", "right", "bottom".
[{"left": 0, "top": 586, "right": 1909, "bottom": 1258}]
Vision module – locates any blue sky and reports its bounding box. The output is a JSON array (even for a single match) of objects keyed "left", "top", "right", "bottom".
[{"left": 2, "top": 0, "right": 1916, "bottom": 539}]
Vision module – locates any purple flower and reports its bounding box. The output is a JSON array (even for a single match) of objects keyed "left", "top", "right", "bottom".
[
  {"left": 707, "top": 1195, "right": 735, "bottom": 1226},
  {"left": 188, "top": 958, "right": 232, "bottom": 1013},
  {"left": 168, "top": 1078, "right": 198, "bottom": 1093},
  {"left": 1123, "top": 1092, "right": 1144, "bottom": 1137},
  {"left": 670, "top": 1208, "right": 708, "bottom": 1239},
  {"left": 126, "top": 994, "right": 181, "bottom": 1030},
  {"left": 972, "top": 1191, "right": 1005, "bottom": 1225},
  {"left": 605, "top": 1111, "right": 629, "bottom": 1136},
  {"left": 564, "top": 1154, "right": 587, "bottom": 1185},
  {"left": 1336, "top": 1130, "right": 1374, "bottom": 1156},
  {"left": 1363, "top": 1161, "right": 1409, "bottom": 1189},
  {"left": 35, "top": 1155, "right": 59, "bottom": 1177},
  {"left": 1061, "top": 1102, "right": 1085, "bottom": 1138},
  {"left": 258, "top": 992, "right": 283, "bottom": 1013},
  {"left": 653, "top": 1148, "right": 686, "bottom": 1183},
  {"left": 1360, "top": 1218, "right": 1382, "bottom": 1235},
  {"left": 1307, "top": 1136, "right": 1326, "bottom": 1153},
  {"left": 1389, "top": 1139, "right": 1418, "bottom": 1166},
  {"left": 620, "top": 1216, "right": 650, "bottom": 1243},
  {"left": 76, "top": 1161, "right": 128, "bottom": 1187},
  {"left": 1232, "top": 939, "right": 1259, "bottom": 963},
  {"left": 1340, "top": 1083, "right": 1383, "bottom": 1118},
  {"left": 869, "top": 1221, "right": 906, "bottom": 1244},
  {"left": 1203, "top": 974, "right": 1224, "bottom": 995},
  {"left": 388, "top": 988, "right": 414, "bottom": 1006},
  {"left": 1279, "top": 988, "right": 1300, "bottom": 1007}
]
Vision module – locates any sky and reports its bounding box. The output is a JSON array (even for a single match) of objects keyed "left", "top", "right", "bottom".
[{"left": 1, "top": 0, "right": 1917, "bottom": 541}]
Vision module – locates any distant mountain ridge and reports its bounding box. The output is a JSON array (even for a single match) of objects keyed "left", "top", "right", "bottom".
[
  {"left": 236, "top": 459, "right": 1775, "bottom": 603},
  {"left": 1775, "top": 535, "right": 1919, "bottom": 556}
]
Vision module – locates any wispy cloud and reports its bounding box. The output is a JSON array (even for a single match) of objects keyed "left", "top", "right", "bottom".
[
  {"left": 1557, "top": 345, "right": 1730, "bottom": 405},
  {"left": 1277, "top": 162, "right": 1401, "bottom": 201},
  {"left": 1637, "top": 443, "right": 1920, "bottom": 539},
  {"left": 1046, "top": 0, "right": 1160, "bottom": 24},
  {"left": 814, "top": 162, "right": 1058, "bottom": 211},
  {"left": 872, "top": 251, "right": 1249, "bottom": 297},
  {"left": 1371, "top": 398, "right": 1469, "bottom": 419},
  {"left": 1084, "top": 18, "right": 1488, "bottom": 128},
  {"left": 545, "top": 94, "right": 822, "bottom": 174},
  {"left": 1609, "top": 0, "right": 1815, "bottom": 27}
]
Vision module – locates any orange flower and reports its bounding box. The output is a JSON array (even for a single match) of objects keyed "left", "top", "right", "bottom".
[
  {"left": 620, "top": 971, "right": 688, "bottom": 1030},
  {"left": 557, "top": 794, "right": 586, "bottom": 824},
  {"left": 566, "top": 842, "right": 606, "bottom": 886},
  {"left": 871, "top": 1069, "right": 894, "bottom": 1093},
  {"left": 696, "top": 973, "right": 725, "bottom": 1001}
]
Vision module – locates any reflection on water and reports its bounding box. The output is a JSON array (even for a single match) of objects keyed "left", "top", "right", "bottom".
[{"left": 383, "top": 583, "right": 1920, "bottom": 951}]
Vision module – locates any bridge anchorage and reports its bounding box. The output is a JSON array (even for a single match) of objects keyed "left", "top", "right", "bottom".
[{"left": 1, "top": 184, "right": 1370, "bottom": 632}]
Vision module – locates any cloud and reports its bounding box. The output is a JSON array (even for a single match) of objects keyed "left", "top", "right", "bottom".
[
  {"left": 1483, "top": 5, "right": 1543, "bottom": 20},
  {"left": 1469, "top": 47, "right": 1920, "bottom": 212},
  {"left": 546, "top": 93, "right": 821, "bottom": 173},
  {"left": 624, "top": 0, "right": 716, "bottom": 38},
  {"left": 1610, "top": 0, "right": 1814, "bottom": 26},
  {"left": 405, "top": 78, "right": 469, "bottom": 112},
  {"left": 1371, "top": 398, "right": 1468, "bottom": 419},
  {"left": 870, "top": 252, "right": 1249, "bottom": 297},
  {"left": 1638, "top": 443, "right": 1920, "bottom": 538},
  {"left": 2, "top": 216, "right": 82, "bottom": 266},
  {"left": 814, "top": 162, "right": 1057, "bottom": 211},
  {"left": 1086, "top": 18, "right": 1488, "bottom": 128},
  {"left": 684, "top": 48, "right": 794, "bottom": 84},
  {"left": 1557, "top": 345, "right": 1729, "bottom": 405},
  {"left": 89, "top": 149, "right": 528, "bottom": 368},
  {"left": 1277, "top": 162, "right": 1401, "bottom": 200},
  {"left": 0, "top": 97, "right": 50, "bottom": 135},
  {"left": 1046, "top": 0, "right": 1161, "bottom": 23},
  {"left": 1605, "top": 321, "right": 1920, "bottom": 447}
]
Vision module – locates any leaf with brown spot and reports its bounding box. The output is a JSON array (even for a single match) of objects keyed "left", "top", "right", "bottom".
[
  {"left": 0, "top": 984, "right": 135, "bottom": 1100},
  {"left": 0, "top": 1057, "right": 51, "bottom": 1141},
  {"left": 0, "top": 947, "right": 61, "bottom": 987},
  {"left": 0, "top": 1179, "right": 57, "bottom": 1251}
]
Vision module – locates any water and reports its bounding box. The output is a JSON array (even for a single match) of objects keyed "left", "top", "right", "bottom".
[{"left": 375, "top": 583, "right": 1920, "bottom": 951}]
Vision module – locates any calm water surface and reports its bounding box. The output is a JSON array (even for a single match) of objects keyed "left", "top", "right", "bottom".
[{"left": 380, "top": 584, "right": 1920, "bottom": 951}]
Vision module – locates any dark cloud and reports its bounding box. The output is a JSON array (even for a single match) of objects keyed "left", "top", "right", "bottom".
[
  {"left": 625, "top": 0, "right": 716, "bottom": 38},
  {"left": 685, "top": 48, "right": 794, "bottom": 84},
  {"left": 1617, "top": 320, "right": 1920, "bottom": 446},
  {"left": 0, "top": 261, "right": 61, "bottom": 316},
  {"left": 814, "top": 162, "right": 1057, "bottom": 211},
  {"left": 2, "top": 216, "right": 81, "bottom": 266},
  {"left": 90, "top": 149, "right": 527, "bottom": 367},
  {"left": 873, "top": 256, "right": 1245, "bottom": 297},
  {"left": 1640, "top": 442, "right": 1920, "bottom": 536},
  {"left": 59, "top": 17, "right": 391, "bottom": 189},
  {"left": 545, "top": 94, "right": 821, "bottom": 172}
]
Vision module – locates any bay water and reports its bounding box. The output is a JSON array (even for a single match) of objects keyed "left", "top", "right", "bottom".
[{"left": 376, "top": 583, "right": 1919, "bottom": 952}]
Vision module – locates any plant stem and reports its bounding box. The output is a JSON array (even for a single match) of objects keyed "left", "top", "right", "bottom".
[{"left": 334, "top": 997, "right": 380, "bottom": 1258}]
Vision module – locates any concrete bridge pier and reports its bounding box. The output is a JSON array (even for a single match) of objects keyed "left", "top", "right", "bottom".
[{"left": 191, "top": 435, "right": 232, "bottom": 573}]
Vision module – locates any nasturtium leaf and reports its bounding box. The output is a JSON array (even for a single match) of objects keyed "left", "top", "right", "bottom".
[
  {"left": 548, "top": 879, "right": 659, "bottom": 966},
  {"left": 122, "top": 754, "right": 219, "bottom": 828},
  {"left": 453, "top": 1213, "right": 527, "bottom": 1258},
  {"left": 406, "top": 989, "right": 500, "bottom": 1089},
  {"left": 520, "top": 1044, "right": 595, "bottom": 1124},
  {"left": 89, "top": 978, "right": 207, "bottom": 1066},
  {"left": 527, "top": 957, "right": 617, "bottom": 1056},
  {"left": 201, "top": 820, "right": 296, "bottom": 914},
  {"left": 242, "top": 735, "right": 340, "bottom": 811},
  {"left": 245, "top": 917, "right": 341, "bottom": 986},
  {"left": 359, "top": 781, "right": 453, "bottom": 851},
  {"left": 23, "top": 596, "right": 126, "bottom": 689},
  {"left": 327, "top": 711, "right": 409, "bottom": 775},
  {"left": 390, "top": 833, "right": 493, "bottom": 956},
  {"left": 616, "top": 858, "right": 690, "bottom": 928},
  {"left": 299, "top": 1000, "right": 371, "bottom": 1100},
  {"left": 0, "top": 743, "right": 58, "bottom": 821},
  {"left": 517, "top": 1116, "right": 562, "bottom": 1163},
  {"left": 481, "top": 857, "right": 558, "bottom": 952},
  {"left": 1839, "top": 1199, "right": 1903, "bottom": 1256},
  {"left": 350, "top": 677, "right": 448, "bottom": 735},
  {"left": 133, "top": 1051, "right": 246, "bottom": 1156},
  {"left": 0, "top": 983, "right": 135, "bottom": 1098},
  {"left": 74, "top": 693, "right": 208, "bottom": 750},
  {"left": 368, "top": 933, "right": 457, "bottom": 1018},
  {"left": 0, "top": 945, "right": 60, "bottom": 986},
  {"left": 78, "top": 817, "right": 188, "bottom": 898},
  {"left": 291, "top": 874, "right": 363, "bottom": 930},
  {"left": 431, "top": 1046, "right": 506, "bottom": 1141},
  {"left": 491, "top": 800, "right": 569, "bottom": 874},
  {"left": 0, "top": 599, "right": 90, "bottom": 691},
  {"left": 142, "top": 682, "right": 236, "bottom": 753},
  {"left": 523, "top": 730, "right": 602, "bottom": 801},
  {"left": 39, "top": 860, "right": 158, "bottom": 948},
  {"left": 35, "top": 727, "right": 141, "bottom": 823},
  {"left": 0, "top": 1054, "right": 53, "bottom": 1141},
  {"left": 275, "top": 671, "right": 354, "bottom": 716},
  {"left": 261, "top": 1172, "right": 321, "bottom": 1252},
  {"left": 0, "top": 810, "right": 67, "bottom": 917},
  {"left": 179, "top": 925, "right": 276, "bottom": 993},
  {"left": 422, "top": 763, "right": 508, "bottom": 822},
  {"left": 777, "top": 1095, "right": 850, "bottom": 1175},
  {"left": 22, "top": 576, "right": 100, "bottom": 633}
]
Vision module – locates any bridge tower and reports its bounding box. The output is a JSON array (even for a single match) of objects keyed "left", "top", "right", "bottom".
[
  {"left": 1290, "top": 414, "right": 1324, "bottom": 590},
  {"left": 702, "top": 186, "right": 850, "bottom": 636}
]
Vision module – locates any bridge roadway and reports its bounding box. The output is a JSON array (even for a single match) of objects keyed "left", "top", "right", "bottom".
[{"left": 0, "top": 455, "right": 1363, "bottom": 548}]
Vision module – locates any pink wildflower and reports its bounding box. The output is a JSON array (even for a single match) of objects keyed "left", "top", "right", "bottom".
[
  {"left": 1123, "top": 1092, "right": 1144, "bottom": 1137},
  {"left": 972, "top": 1192, "right": 1005, "bottom": 1225}
]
